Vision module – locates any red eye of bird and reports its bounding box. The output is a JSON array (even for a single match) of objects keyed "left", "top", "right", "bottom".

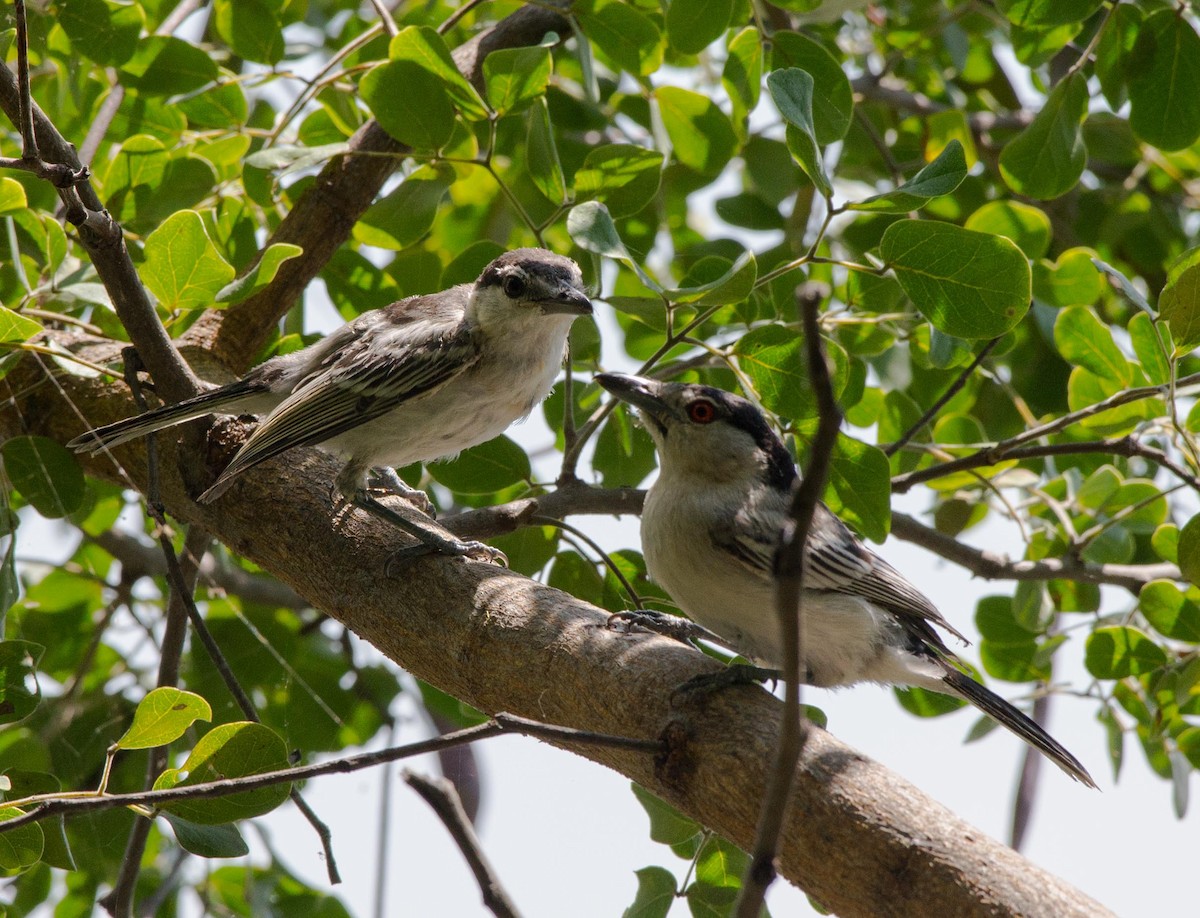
[{"left": 687, "top": 400, "right": 717, "bottom": 424}]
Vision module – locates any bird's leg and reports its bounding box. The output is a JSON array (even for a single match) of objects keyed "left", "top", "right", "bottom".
[
  {"left": 673, "top": 664, "right": 783, "bottom": 702},
  {"left": 607, "top": 609, "right": 727, "bottom": 647},
  {"left": 367, "top": 467, "right": 435, "bottom": 516},
  {"left": 351, "top": 489, "right": 507, "bottom": 569}
]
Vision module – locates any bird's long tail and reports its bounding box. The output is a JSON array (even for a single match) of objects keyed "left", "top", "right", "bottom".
[
  {"left": 941, "top": 668, "right": 1097, "bottom": 788},
  {"left": 67, "top": 379, "right": 266, "bottom": 454}
]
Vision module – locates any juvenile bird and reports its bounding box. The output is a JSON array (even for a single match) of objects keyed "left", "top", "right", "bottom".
[
  {"left": 71, "top": 249, "right": 592, "bottom": 561},
  {"left": 596, "top": 372, "right": 1095, "bottom": 786}
]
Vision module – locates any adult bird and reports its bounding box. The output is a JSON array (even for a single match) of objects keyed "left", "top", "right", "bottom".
[
  {"left": 71, "top": 249, "right": 592, "bottom": 562},
  {"left": 595, "top": 372, "right": 1095, "bottom": 786}
]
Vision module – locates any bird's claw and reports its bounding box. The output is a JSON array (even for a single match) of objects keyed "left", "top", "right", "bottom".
[
  {"left": 607, "top": 609, "right": 727, "bottom": 647},
  {"left": 671, "top": 664, "right": 782, "bottom": 705},
  {"left": 384, "top": 538, "right": 506, "bottom": 575}
]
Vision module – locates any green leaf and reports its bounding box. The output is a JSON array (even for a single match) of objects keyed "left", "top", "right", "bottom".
[
  {"left": 142, "top": 210, "right": 236, "bottom": 311},
  {"left": 578, "top": 0, "right": 665, "bottom": 77},
  {"left": 1033, "top": 248, "right": 1104, "bottom": 308},
  {"left": 1128, "top": 10, "right": 1200, "bottom": 151},
  {"left": 1159, "top": 245, "right": 1200, "bottom": 352},
  {"left": 1012, "top": 580, "right": 1052, "bottom": 634},
  {"left": 216, "top": 244, "right": 303, "bottom": 304},
  {"left": 575, "top": 145, "right": 664, "bottom": 218},
  {"left": 655, "top": 86, "right": 737, "bottom": 178},
  {"left": 826, "top": 435, "right": 891, "bottom": 542},
  {"left": 666, "top": 0, "right": 733, "bottom": 55},
  {"left": 568, "top": 202, "right": 660, "bottom": 292},
  {"left": 768, "top": 69, "right": 831, "bottom": 197},
  {"left": 997, "top": 0, "right": 1104, "bottom": 27},
  {"left": 213, "top": 0, "right": 284, "bottom": 65},
  {"left": 117, "top": 688, "right": 213, "bottom": 750},
  {"left": 164, "top": 813, "right": 250, "bottom": 858},
  {"left": 630, "top": 783, "right": 703, "bottom": 848},
  {"left": 2, "top": 436, "right": 85, "bottom": 519},
  {"left": 848, "top": 140, "right": 967, "bottom": 213},
  {"left": 723, "top": 27, "right": 763, "bottom": 138},
  {"left": 1084, "top": 626, "right": 1167, "bottom": 679},
  {"left": 360, "top": 61, "right": 456, "bottom": 151},
  {"left": 666, "top": 250, "right": 756, "bottom": 306},
  {"left": 387, "top": 26, "right": 488, "bottom": 120},
  {"left": 0, "top": 641, "right": 42, "bottom": 725},
  {"left": 772, "top": 31, "right": 854, "bottom": 143},
  {"left": 624, "top": 865, "right": 676, "bottom": 918},
  {"left": 1139, "top": 581, "right": 1200, "bottom": 642},
  {"left": 484, "top": 45, "right": 553, "bottom": 116},
  {"left": 527, "top": 100, "right": 566, "bottom": 204},
  {"left": 594, "top": 411, "right": 657, "bottom": 489},
  {"left": 1128, "top": 313, "right": 1171, "bottom": 386},
  {"left": 1053, "top": 306, "right": 1130, "bottom": 384},
  {"left": 1178, "top": 514, "right": 1200, "bottom": 587},
  {"left": 999, "top": 71, "right": 1088, "bottom": 200},
  {"left": 895, "top": 685, "right": 967, "bottom": 717},
  {"left": 244, "top": 141, "right": 351, "bottom": 174},
  {"left": 354, "top": 164, "right": 453, "bottom": 251},
  {"left": 0, "top": 806, "right": 43, "bottom": 872},
  {"left": 965, "top": 201, "right": 1051, "bottom": 260},
  {"left": 57, "top": 0, "right": 143, "bottom": 66},
  {"left": 153, "top": 722, "right": 291, "bottom": 824},
  {"left": 0, "top": 305, "right": 43, "bottom": 342},
  {"left": 428, "top": 436, "right": 531, "bottom": 494},
  {"left": 880, "top": 220, "right": 1032, "bottom": 339},
  {"left": 3, "top": 771, "right": 73, "bottom": 870},
  {"left": 734, "top": 325, "right": 847, "bottom": 419},
  {"left": 121, "top": 36, "right": 218, "bottom": 95},
  {"left": 0, "top": 176, "right": 27, "bottom": 215}
]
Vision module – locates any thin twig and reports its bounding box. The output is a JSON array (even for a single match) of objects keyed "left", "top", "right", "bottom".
[
  {"left": 404, "top": 771, "right": 522, "bottom": 918},
  {"left": 883, "top": 337, "right": 999, "bottom": 457},
  {"left": 735, "top": 285, "right": 841, "bottom": 916},
  {"left": 0, "top": 714, "right": 662, "bottom": 833}
]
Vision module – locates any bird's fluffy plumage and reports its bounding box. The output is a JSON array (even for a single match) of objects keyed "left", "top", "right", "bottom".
[
  {"left": 70, "top": 248, "right": 591, "bottom": 504},
  {"left": 596, "top": 372, "right": 1095, "bottom": 787}
]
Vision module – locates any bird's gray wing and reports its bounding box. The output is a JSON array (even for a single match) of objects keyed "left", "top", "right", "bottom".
[
  {"left": 713, "top": 500, "right": 965, "bottom": 647},
  {"left": 215, "top": 317, "right": 480, "bottom": 481}
]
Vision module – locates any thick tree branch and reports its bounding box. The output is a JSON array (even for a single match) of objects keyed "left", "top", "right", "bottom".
[{"left": 5, "top": 354, "right": 1114, "bottom": 918}]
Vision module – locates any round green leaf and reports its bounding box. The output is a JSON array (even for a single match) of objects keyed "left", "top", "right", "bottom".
[
  {"left": 1139, "top": 581, "right": 1200, "bottom": 643},
  {"left": 387, "top": 26, "right": 488, "bottom": 120},
  {"left": 360, "top": 61, "right": 456, "bottom": 151},
  {"left": 825, "top": 434, "right": 890, "bottom": 543},
  {"left": 117, "top": 687, "right": 213, "bottom": 750},
  {"left": 666, "top": 0, "right": 733, "bottom": 55},
  {"left": 427, "top": 435, "right": 531, "bottom": 494},
  {"left": 142, "top": 210, "right": 236, "bottom": 312},
  {"left": 734, "top": 325, "right": 848, "bottom": 419},
  {"left": 772, "top": 31, "right": 854, "bottom": 143},
  {"left": 121, "top": 36, "right": 218, "bottom": 96},
  {"left": 965, "top": 201, "right": 1051, "bottom": 260},
  {"left": 1159, "top": 245, "right": 1200, "bottom": 352},
  {"left": 577, "top": 1, "right": 665, "bottom": 77},
  {"left": 0, "top": 305, "right": 42, "bottom": 343},
  {"left": 625, "top": 865, "right": 677, "bottom": 918},
  {"left": 1053, "top": 306, "right": 1130, "bottom": 384},
  {"left": 354, "top": 164, "right": 453, "bottom": 251},
  {"left": 213, "top": 0, "right": 284, "bottom": 65},
  {"left": 2, "top": 436, "right": 85, "bottom": 519},
  {"left": 1178, "top": 513, "right": 1200, "bottom": 587},
  {"left": 0, "top": 806, "right": 43, "bottom": 872},
  {"left": 575, "top": 145, "right": 664, "bottom": 218},
  {"left": 895, "top": 685, "right": 967, "bottom": 717},
  {"left": 1129, "top": 10, "right": 1200, "bottom": 151},
  {"left": 999, "top": 72, "right": 1088, "bottom": 200},
  {"left": 153, "top": 722, "right": 291, "bottom": 825},
  {"left": 484, "top": 45, "right": 553, "bottom": 116},
  {"left": 527, "top": 99, "right": 566, "bottom": 204},
  {"left": 1033, "top": 248, "right": 1104, "bottom": 308},
  {"left": 998, "top": 0, "right": 1104, "bottom": 27},
  {"left": 655, "top": 86, "right": 737, "bottom": 178},
  {"left": 0, "top": 641, "right": 43, "bottom": 725},
  {"left": 768, "top": 69, "right": 831, "bottom": 197},
  {"left": 1084, "top": 626, "right": 1167, "bottom": 679},
  {"left": 880, "top": 220, "right": 1032, "bottom": 339},
  {"left": 163, "top": 813, "right": 250, "bottom": 859}
]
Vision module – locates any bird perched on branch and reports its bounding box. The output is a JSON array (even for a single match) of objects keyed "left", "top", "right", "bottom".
[
  {"left": 596, "top": 372, "right": 1095, "bottom": 787},
  {"left": 70, "top": 248, "right": 592, "bottom": 562}
]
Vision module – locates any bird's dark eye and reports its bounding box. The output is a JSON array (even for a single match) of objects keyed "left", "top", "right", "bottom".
[
  {"left": 503, "top": 274, "right": 528, "bottom": 298},
  {"left": 687, "top": 400, "right": 717, "bottom": 424}
]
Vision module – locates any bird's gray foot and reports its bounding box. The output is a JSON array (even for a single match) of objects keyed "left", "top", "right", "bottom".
[
  {"left": 673, "top": 664, "right": 782, "bottom": 703},
  {"left": 367, "top": 467, "right": 435, "bottom": 516},
  {"left": 607, "top": 609, "right": 725, "bottom": 647},
  {"left": 353, "top": 490, "right": 506, "bottom": 569}
]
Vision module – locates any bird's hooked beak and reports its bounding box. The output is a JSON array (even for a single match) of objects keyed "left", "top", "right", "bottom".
[
  {"left": 539, "top": 282, "right": 594, "bottom": 317},
  {"left": 595, "top": 372, "right": 673, "bottom": 433}
]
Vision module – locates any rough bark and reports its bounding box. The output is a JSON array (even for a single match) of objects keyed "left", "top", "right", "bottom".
[{"left": 2, "top": 345, "right": 1112, "bottom": 918}]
